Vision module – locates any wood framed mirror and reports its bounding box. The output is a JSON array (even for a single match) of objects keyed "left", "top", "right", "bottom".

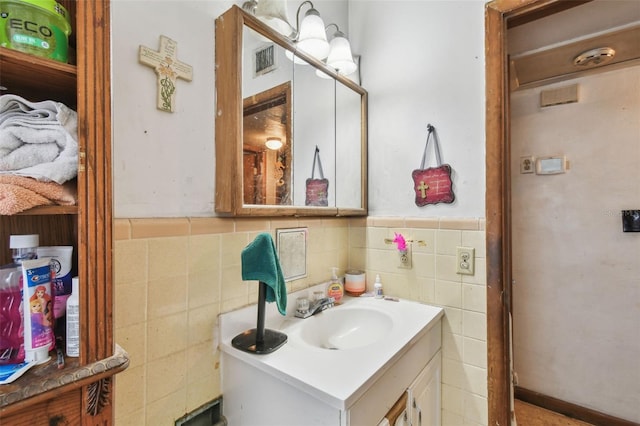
[{"left": 215, "top": 5, "right": 368, "bottom": 217}]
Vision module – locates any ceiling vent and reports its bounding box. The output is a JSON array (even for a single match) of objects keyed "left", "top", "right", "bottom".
[{"left": 573, "top": 47, "right": 616, "bottom": 67}]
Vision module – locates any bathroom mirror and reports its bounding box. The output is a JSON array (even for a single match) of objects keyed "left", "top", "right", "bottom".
[{"left": 215, "top": 5, "right": 368, "bottom": 216}]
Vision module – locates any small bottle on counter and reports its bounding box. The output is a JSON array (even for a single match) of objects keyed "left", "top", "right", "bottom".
[
  {"left": 66, "top": 276, "right": 80, "bottom": 357},
  {"left": 374, "top": 274, "right": 384, "bottom": 299},
  {"left": 326, "top": 267, "right": 344, "bottom": 304}
]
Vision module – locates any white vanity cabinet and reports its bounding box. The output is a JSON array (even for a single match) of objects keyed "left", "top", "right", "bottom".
[
  {"left": 407, "top": 351, "right": 442, "bottom": 426},
  {"left": 374, "top": 351, "right": 442, "bottom": 426},
  {"left": 219, "top": 293, "right": 444, "bottom": 426},
  {"left": 347, "top": 331, "right": 441, "bottom": 425}
]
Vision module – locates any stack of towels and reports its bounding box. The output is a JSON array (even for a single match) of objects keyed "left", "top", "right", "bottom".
[{"left": 0, "top": 94, "right": 78, "bottom": 214}]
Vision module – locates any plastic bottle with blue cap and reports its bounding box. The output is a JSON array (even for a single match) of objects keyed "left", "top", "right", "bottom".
[{"left": 374, "top": 274, "right": 384, "bottom": 299}]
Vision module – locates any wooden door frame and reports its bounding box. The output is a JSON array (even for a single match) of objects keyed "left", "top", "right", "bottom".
[{"left": 484, "top": 1, "right": 590, "bottom": 424}]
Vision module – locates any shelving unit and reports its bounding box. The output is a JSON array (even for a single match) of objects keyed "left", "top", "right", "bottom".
[
  {"left": 0, "top": 2, "right": 127, "bottom": 424},
  {"left": 0, "top": 47, "right": 77, "bottom": 108}
]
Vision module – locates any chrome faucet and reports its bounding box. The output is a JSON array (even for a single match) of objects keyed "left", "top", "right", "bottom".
[{"left": 295, "top": 297, "right": 335, "bottom": 319}]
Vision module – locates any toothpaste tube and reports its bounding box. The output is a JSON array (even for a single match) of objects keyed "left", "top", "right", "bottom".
[
  {"left": 21, "top": 258, "right": 54, "bottom": 364},
  {"left": 37, "top": 246, "right": 73, "bottom": 318}
]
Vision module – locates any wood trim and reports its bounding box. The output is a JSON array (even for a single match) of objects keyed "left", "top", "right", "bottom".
[
  {"left": 506, "top": 1, "right": 592, "bottom": 28},
  {"left": 214, "top": 6, "right": 243, "bottom": 214},
  {"left": 76, "top": 0, "right": 112, "bottom": 366},
  {"left": 76, "top": 0, "right": 114, "bottom": 422},
  {"left": 360, "top": 90, "right": 369, "bottom": 214},
  {"left": 515, "top": 387, "right": 639, "bottom": 426},
  {"left": 385, "top": 391, "right": 408, "bottom": 425},
  {"left": 485, "top": 2, "right": 510, "bottom": 425}
]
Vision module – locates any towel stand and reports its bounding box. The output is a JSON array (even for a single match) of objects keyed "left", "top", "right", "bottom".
[{"left": 231, "top": 281, "right": 287, "bottom": 354}]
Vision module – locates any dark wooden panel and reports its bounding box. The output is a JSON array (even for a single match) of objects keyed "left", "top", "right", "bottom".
[
  {"left": 0, "top": 48, "right": 77, "bottom": 108},
  {"left": 0, "top": 388, "right": 82, "bottom": 426}
]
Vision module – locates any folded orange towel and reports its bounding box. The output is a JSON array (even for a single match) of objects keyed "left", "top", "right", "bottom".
[{"left": 0, "top": 175, "right": 76, "bottom": 215}]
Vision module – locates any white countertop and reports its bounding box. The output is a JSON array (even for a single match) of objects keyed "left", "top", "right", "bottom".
[{"left": 219, "top": 288, "right": 443, "bottom": 411}]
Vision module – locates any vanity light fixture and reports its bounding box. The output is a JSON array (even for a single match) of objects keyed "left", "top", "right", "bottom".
[
  {"left": 293, "top": 1, "right": 330, "bottom": 60},
  {"left": 247, "top": 0, "right": 359, "bottom": 75},
  {"left": 242, "top": 0, "right": 294, "bottom": 37},
  {"left": 284, "top": 1, "right": 330, "bottom": 64},
  {"left": 325, "top": 24, "right": 357, "bottom": 74},
  {"left": 265, "top": 137, "right": 283, "bottom": 150},
  {"left": 315, "top": 23, "right": 357, "bottom": 78}
]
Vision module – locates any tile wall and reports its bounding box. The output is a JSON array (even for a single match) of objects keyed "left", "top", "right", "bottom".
[{"left": 112, "top": 216, "right": 487, "bottom": 425}]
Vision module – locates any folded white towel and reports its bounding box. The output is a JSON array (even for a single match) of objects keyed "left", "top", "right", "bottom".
[
  {"left": 0, "top": 95, "right": 59, "bottom": 128},
  {"left": 0, "top": 94, "right": 78, "bottom": 184}
]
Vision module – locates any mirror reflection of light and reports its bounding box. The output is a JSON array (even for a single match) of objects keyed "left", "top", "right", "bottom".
[{"left": 265, "top": 137, "right": 283, "bottom": 150}]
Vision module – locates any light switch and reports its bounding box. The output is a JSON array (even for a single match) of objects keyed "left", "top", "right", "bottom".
[{"left": 535, "top": 156, "right": 567, "bottom": 175}]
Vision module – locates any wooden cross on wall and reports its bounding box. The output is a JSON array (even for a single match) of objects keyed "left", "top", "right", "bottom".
[{"left": 139, "top": 35, "right": 193, "bottom": 112}]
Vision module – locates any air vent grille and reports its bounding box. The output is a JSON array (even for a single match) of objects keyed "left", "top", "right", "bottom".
[{"left": 254, "top": 44, "right": 276, "bottom": 77}]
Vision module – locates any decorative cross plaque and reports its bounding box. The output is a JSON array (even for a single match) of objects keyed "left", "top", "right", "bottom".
[{"left": 139, "top": 36, "right": 193, "bottom": 112}]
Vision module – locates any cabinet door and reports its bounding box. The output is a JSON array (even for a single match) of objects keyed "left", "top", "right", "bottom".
[
  {"left": 394, "top": 409, "right": 410, "bottom": 426},
  {"left": 409, "top": 351, "right": 442, "bottom": 426}
]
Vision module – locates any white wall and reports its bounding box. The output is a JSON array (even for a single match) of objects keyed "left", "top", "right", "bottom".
[
  {"left": 112, "top": 0, "right": 487, "bottom": 218},
  {"left": 349, "top": 0, "right": 486, "bottom": 218},
  {"left": 112, "top": 0, "right": 350, "bottom": 217},
  {"left": 510, "top": 67, "right": 640, "bottom": 422},
  {"left": 112, "top": 0, "right": 231, "bottom": 217}
]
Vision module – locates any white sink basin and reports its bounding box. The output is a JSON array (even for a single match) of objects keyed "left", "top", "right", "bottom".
[
  {"left": 220, "top": 291, "right": 444, "bottom": 415},
  {"left": 299, "top": 306, "right": 393, "bottom": 350}
]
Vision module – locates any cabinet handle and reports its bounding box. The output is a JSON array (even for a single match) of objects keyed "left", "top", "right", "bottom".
[{"left": 412, "top": 398, "right": 422, "bottom": 426}]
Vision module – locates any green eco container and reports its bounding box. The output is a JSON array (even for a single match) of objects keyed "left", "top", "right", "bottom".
[{"left": 0, "top": 0, "right": 71, "bottom": 63}]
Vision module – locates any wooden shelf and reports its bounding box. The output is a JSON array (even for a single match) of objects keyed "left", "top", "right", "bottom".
[
  {"left": 0, "top": 49, "right": 79, "bottom": 217},
  {"left": 16, "top": 205, "right": 79, "bottom": 215},
  {"left": 0, "top": 345, "right": 130, "bottom": 417},
  {"left": 0, "top": 47, "right": 77, "bottom": 108}
]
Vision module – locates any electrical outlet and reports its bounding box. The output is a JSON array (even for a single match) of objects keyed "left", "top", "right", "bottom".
[
  {"left": 456, "top": 246, "right": 475, "bottom": 275},
  {"left": 520, "top": 156, "right": 535, "bottom": 174},
  {"left": 398, "top": 245, "right": 412, "bottom": 269}
]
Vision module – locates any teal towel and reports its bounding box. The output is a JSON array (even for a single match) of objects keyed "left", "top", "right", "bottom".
[{"left": 241, "top": 233, "right": 287, "bottom": 315}]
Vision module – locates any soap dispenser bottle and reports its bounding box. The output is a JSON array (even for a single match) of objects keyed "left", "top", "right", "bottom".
[
  {"left": 326, "top": 267, "right": 344, "bottom": 304},
  {"left": 374, "top": 274, "right": 384, "bottom": 299}
]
